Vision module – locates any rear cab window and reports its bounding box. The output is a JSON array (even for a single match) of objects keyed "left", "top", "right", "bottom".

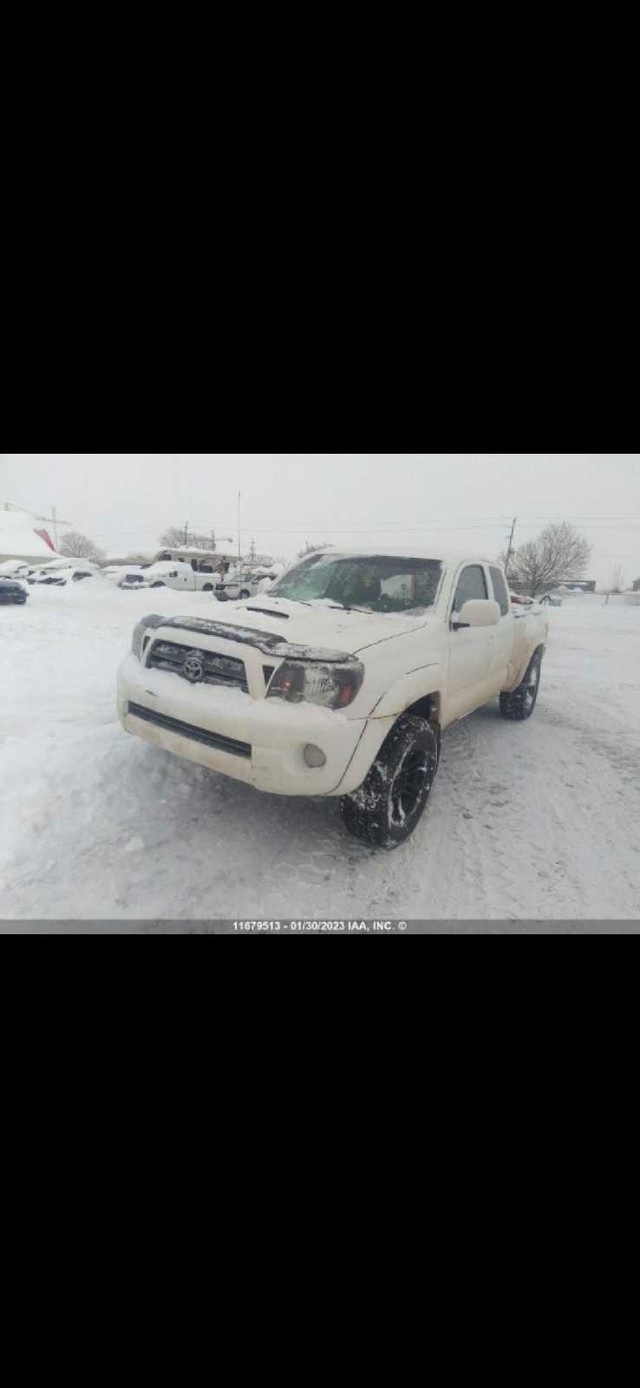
[{"left": 489, "top": 566, "right": 510, "bottom": 617}]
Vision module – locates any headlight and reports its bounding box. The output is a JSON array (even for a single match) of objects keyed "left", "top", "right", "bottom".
[
  {"left": 132, "top": 614, "right": 165, "bottom": 660},
  {"left": 267, "top": 659, "right": 364, "bottom": 710}
]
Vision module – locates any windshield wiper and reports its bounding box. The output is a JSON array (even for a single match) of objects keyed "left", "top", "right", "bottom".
[{"left": 327, "top": 603, "right": 374, "bottom": 614}]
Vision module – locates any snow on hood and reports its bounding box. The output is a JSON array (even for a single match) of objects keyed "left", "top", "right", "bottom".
[{"left": 165, "top": 595, "right": 430, "bottom": 656}]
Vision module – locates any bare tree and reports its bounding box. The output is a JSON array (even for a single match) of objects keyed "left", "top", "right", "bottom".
[
  {"left": 159, "top": 526, "right": 215, "bottom": 550},
  {"left": 159, "top": 526, "right": 187, "bottom": 549},
  {"left": 508, "top": 522, "right": 592, "bottom": 597},
  {"left": 59, "top": 530, "right": 106, "bottom": 562}
]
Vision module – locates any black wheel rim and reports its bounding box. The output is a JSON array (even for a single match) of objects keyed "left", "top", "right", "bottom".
[{"left": 389, "top": 748, "right": 430, "bottom": 827}]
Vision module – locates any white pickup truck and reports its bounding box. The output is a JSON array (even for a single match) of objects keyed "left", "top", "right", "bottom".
[
  {"left": 117, "top": 548, "right": 550, "bottom": 847},
  {"left": 141, "top": 560, "right": 226, "bottom": 592}
]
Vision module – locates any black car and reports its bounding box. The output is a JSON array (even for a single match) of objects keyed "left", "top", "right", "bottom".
[{"left": 0, "top": 577, "right": 28, "bottom": 604}]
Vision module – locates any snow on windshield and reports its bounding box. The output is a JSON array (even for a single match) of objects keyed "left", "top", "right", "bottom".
[{"left": 270, "top": 554, "right": 443, "bottom": 613}]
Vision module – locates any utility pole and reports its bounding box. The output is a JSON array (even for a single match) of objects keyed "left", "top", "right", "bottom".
[
  {"left": 505, "top": 517, "right": 517, "bottom": 577},
  {"left": 184, "top": 521, "right": 189, "bottom": 547},
  {"left": 209, "top": 532, "right": 234, "bottom": 554},
  {"left": 237, "top": 491, "right": 242, "bottom": 562}
]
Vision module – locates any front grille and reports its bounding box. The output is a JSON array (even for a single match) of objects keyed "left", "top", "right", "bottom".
[
  {"left": 147, "top": 639, "right": 248, "bottom": 692},
  {"left": 127, "top": 703, "right": 252, "bottom": 759}
]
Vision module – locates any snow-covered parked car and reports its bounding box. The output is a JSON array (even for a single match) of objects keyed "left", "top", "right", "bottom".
[
  {"left": 28, "top": 568, "right": 67, "bottom": 585},
  {"left": 137, "top": 560, "right": 224, "bottom": 592},
  {"left": 118, "top": 571, "right": 149, "bottom": 589},
  {"left": 216, "top": 569, "right": 277, "bottom": 602},
  {"left": 0, "top": 560, "right": 30, "bottom": 579},
  {"left": 28, "top": 563, "right": 103, "bottom": 586},
  {"left": 118, "top": 548, "right": 551, "bottom": 848},
  {"left": 0, "top": 575, "right": 28, "bottom": 604},
  {"left": 103, "top": 565, "right": 143, "bottom": 584}
]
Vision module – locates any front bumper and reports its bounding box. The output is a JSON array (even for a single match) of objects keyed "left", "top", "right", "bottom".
[{"left": 117, "top": 652, "right": 368, "bottom": 796}]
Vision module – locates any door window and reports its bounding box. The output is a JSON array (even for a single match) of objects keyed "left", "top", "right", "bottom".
[{"left": 452, "top": 565, "right": 488, "bottom": 612}]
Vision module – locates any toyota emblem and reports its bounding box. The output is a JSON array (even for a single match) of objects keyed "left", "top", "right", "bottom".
[{"left": 182, "top": 650, "right": 205, "bottom": 683}]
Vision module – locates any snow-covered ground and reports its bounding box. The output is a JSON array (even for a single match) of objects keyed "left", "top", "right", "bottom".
[{"left": 1, "top": 585, "right": 639, "bottom": 931}]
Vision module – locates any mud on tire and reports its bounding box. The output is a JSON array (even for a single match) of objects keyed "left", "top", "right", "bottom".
[
  {"left": 340, "top": 714, "right": 439, "bottom": 849},
  {"left": 500, "top": 650, "right": 542, "bottom": 721}
]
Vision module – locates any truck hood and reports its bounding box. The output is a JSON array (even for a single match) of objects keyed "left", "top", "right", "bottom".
[{"left": 161, "top": 597, "right": 431, "bottom": 658}]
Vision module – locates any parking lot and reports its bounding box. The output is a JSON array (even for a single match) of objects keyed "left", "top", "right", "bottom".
[{"left": 1, "top": 584, "right": 639, "bottom": 929}]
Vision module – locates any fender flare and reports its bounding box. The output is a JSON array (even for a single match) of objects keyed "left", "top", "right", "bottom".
[
  {"left": 366, "top": 663, "right": 444, "bottom": 723},
  {"left": 504, "top": 642, "right": 546, "bottom": 693},
  {"left": 334, "top": 667, "right": 444, "bottom": 797}
]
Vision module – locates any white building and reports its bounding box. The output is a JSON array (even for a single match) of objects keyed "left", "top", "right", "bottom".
[{"left": 0, "top": 504, "right": 58, "bottom": 563}]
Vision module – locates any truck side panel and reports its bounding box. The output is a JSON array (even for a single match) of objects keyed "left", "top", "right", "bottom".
[{"left": 502, "top": 610, "right": 549, "bottom": 692}]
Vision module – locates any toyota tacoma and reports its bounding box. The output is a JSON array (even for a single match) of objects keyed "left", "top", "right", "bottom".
[{"left": 117, "top": 548, "right": 550, "bottom": 847}]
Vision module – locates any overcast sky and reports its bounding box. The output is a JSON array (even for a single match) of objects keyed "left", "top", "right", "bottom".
[{"left": 1, "top": 454, "right": 639, "bottom": 584}]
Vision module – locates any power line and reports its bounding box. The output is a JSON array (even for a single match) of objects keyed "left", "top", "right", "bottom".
[{"left": 89, "top": 516, "right": 640, "bottom": 540}]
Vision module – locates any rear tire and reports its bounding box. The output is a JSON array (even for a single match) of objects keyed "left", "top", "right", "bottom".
[
  {"left": 500, "top": 651, "right": 542, "bottom": 721},
  {"left": 151, "top": 581, "right": 165, "bottom": 588},
  {"left": 340, "top": 715, "right": 439, "bottom": 849}
]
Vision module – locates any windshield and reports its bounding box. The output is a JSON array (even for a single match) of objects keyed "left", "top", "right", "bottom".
[{"left": 270, "top": 554, "right": 443, "bottom": 613}]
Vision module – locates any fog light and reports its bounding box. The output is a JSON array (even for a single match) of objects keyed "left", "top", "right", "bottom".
[{"left": 304, "top": 744, "right": 327, "bottom": 768}]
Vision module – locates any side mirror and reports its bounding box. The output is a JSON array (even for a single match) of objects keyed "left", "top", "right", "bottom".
[{"left": 454, "top": 599, "right": 501, "bottom": 630}]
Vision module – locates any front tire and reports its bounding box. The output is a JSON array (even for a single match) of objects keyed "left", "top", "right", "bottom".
[
  {"left": 500, "top": 651, "right": 542, "bottom": 721},
  {"left": 340, "top": 715, "right": 439, "bottom": 849}
]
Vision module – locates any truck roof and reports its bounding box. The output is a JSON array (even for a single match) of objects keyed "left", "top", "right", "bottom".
[{"left": 154, "top": 547, "right": 236, "bottom": 562}]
